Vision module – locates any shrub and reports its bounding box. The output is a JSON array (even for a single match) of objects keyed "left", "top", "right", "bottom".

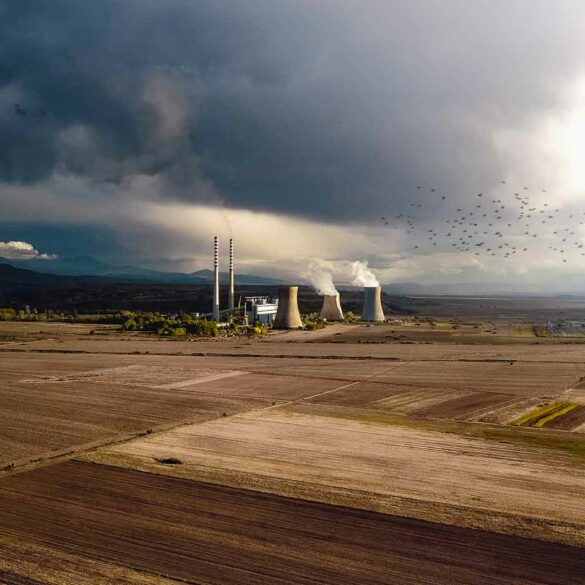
[
  {"left": 0, "top": 308, "right": 16, "bottom": 321},
  {"left": 533, "top": 324, "right": 549, "bottom": 337},
  {"left": 343, "top": 311, "right": 357, "bottom": 322},
  {"left": 122, "top": 318, "right": 138, "bottom": 331},
  {"left": 186, "top": 319, "right": 219, "bottom": 337},
  {"left": 252, "top": 321, "right": 269, "bottom": 336}
]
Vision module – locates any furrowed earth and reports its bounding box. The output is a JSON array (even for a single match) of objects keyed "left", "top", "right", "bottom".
[{"left": 1, "top": 315, "right": 584, "bottom": 584}]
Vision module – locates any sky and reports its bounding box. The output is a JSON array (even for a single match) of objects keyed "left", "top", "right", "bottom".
[{"left": 3, "top": 0, "right": 585, "bottom": 291}]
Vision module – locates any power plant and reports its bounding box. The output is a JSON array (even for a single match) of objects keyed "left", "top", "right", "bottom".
[
  {"left": 320, "top": 293, "right": 344, "bottom": 321},
  {"left": 273, "top": 286, "right": 303, "bottom": 329},
  {"left": 209, "top": 239, "right": 383, "bottom": 326},
  {"left": 361, "top": 286, "right": 385, "bottom": 322}
]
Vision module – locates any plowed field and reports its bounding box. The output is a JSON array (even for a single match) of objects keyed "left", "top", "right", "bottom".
[{"left": 0, "top": 461, "right": 583, "bottom": 585}]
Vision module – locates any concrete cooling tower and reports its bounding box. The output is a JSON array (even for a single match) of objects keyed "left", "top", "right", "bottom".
[
  {"left": 361, "top": 286, "right": 385, "bottom": 322},
  {"left": 320, "top": 293, "right": 344, "bottom": 321},
  {"left": 273, "top": 286, "right": 303, "bottom": 329}
]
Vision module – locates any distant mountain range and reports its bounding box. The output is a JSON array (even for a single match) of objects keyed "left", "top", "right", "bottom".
[
  {"left": 0, "top": 262, "right": 86, "bottom": 287},
  {"left": 383, "top": 282, "right": 546, "bottom": 296},
  {"left": 0, "top": 256, "right": 285, "bottom": 286},
  {"left": 3, "top": 256, "right": 580, "bottom": 297}
]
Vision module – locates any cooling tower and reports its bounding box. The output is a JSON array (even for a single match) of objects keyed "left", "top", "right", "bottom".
[
  {"left": 212, "top": 236, "right": 220, "bottom": 322},
  {"left": 320, "top": 293, "right": 344, "bottom": 321},
  {"left": 361, "top": 286, "right": 385, "bottom": 322},
  {"left": 273, "top": 286, "right": 303, "bottom": 329},
  {"left": 228, "top": 238, "right": 235, "bottom": 309}
]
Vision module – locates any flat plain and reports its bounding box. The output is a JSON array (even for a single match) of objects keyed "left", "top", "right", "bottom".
[{"left": 1, "top": 318, "right": 584, "bottom": 583}]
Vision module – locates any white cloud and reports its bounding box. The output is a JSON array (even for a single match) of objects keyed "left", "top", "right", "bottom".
[{"left": 0, "top": 241, "right": 56, "bottom": 260}]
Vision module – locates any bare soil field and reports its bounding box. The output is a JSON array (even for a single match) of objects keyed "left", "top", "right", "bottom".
[
  {"left": 0, "top": 350, "right": 367, "bottom": 468},
  {"left": 0, "top": 321, "right": 116, "bottom": 343},
  {"left": 399, "top": 391, "right": 518, "bottom": 419},
  {"left": 307, "top": 383, "right": 552, "bottom": 426},
  {"left": 85, "top": 407, "right": 585, "bottom": 547},
  {"left": 1, "top": 320, "right": 585, "bottom": 583},
  {"left": 0, "top": 377, "right": 270, "bottom": 468},
  {"left": 9, "top": 330, "right": 585, "bottom": 360},
  {"left": 0, "top": 461, "right": 583, "bottom": 585},
  {"left": 303, "top": 380, "right": 427, "bottom": 407},
  {"left": 0, "top": 533, "right": 178, "bottom": 585},
  {"left": 188, "top": 371, "right": 344, "bottom": 400},
  {"left": 370, "top": 360, "right": 584, "bottom": 395},
  {"left": 0, "top": 350, "right": 400, "bottom": 383},
  {"left": 314, "top": 323, "right": 523, "bottom": 345},
  {"left": 0, "top": 353, "right": 296, "bottom": 467},
  {"left": 2, "top": 329, "right": 584, "bottom": 473}
]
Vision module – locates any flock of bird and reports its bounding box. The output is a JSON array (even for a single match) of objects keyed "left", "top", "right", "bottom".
[{"left": 380, "top": 181, "right": 585, "bottom": 263}]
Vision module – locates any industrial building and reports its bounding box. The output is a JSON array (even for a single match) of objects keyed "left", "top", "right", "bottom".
[{"left": 244, "top": 296, "right": 278, "bottom": 325}]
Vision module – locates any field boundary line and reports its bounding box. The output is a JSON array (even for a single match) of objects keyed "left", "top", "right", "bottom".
[{"left": 3, "top": 345, "right": 585, "bottom": 366}]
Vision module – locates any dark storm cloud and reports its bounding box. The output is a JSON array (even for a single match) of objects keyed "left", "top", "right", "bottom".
[{"left": 2, "top": 0, "right": 585, "bottom": 223}]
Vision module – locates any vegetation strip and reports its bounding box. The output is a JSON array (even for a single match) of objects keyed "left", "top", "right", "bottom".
[
  {"left": 511, "top": 402, "right": 565, "bottom": 427},
  {"left": 535, "top": 403, "right": 578, "bottom": 428}
]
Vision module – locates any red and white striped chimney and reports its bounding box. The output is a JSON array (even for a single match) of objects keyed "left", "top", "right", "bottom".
[
  {"left": 228, "top": 238, "right": 234, "bottom": 309},
  {"left": 213, "top": 236, "right": 220, "bottom": 321}
]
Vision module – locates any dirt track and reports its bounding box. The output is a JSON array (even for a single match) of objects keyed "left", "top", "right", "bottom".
[{"left": 0, "top": 461, "right": 583, "bottom": 585}]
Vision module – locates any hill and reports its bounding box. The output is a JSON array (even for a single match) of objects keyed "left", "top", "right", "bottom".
[
  {"left": 0, "top": 263, "right": 401, "bottom": 315},
  {"left": 2, "top": 256, "right": 284, "bottom": 285},
  {"left": 0, "top": 262, "right": 86, "bottom": 287}
]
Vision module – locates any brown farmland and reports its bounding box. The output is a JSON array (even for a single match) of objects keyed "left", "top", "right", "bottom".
[
  {"left": 0, "top": 461, "right": 583, "bottom": 585},
  {"left": 543, "top": 404, "right": 585, "bottom": 430},
  {"left": 86, "top": 406, "right": 585, "bottom": 546},
  {"left": 1, "top": 319, "right": 584, "bottom": 583}
]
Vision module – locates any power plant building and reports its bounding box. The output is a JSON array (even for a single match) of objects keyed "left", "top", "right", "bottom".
[{"left": 245, "top": 296, "right": 278, "bottom": 325}]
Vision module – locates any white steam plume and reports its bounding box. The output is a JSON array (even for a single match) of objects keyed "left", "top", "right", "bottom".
[
  {"left": 351, "top": 260, "right": 379, "bottom": 287},
  {"left": 305, "top": 261, "right": 338, "bottom": 295}
]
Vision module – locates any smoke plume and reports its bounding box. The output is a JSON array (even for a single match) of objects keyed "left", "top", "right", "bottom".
[
  {"left": 351, "top": 260, "right": 379, "bottom": 287},
  {"left": 305, "top": 262, "right": 338, "bottom": 295}
]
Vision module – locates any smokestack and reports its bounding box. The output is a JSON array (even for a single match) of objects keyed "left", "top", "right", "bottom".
[
  {"left": 213, "top": 236, "right": 220, "bottom": 322},
  {"left": 228, "top": 238, "right": 234, "bottom": 309},
  {"left": 361, "top": 286, "right": 385, "bottom": 322},
  {"left": 320, "top": 293, "right": 344, "bottom": 321},
  {"left": 273, "top": 286, "right": 303, "bottom": 329}
]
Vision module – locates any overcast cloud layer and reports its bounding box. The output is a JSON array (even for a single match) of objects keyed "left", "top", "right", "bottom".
[{"left": 2, "top": 0, "right": 585, "bottom": 290}]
